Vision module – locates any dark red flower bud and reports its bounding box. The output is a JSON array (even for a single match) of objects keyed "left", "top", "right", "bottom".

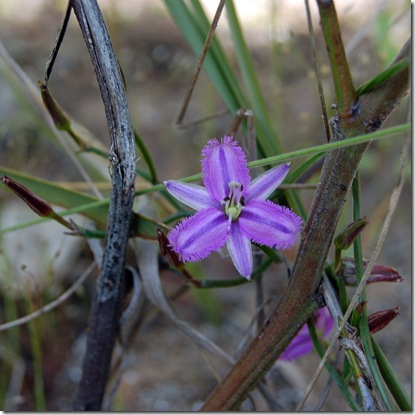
[
  {"left": 157, "top": 229, "right": 201, "bottom": 287},
  {"left": 368, "top": 307, "right": 400, "bottom": 334},
  {"left": 1, "top": 175, "right": 73, "bottom": 230},
  {"left": 341, "top": 257, "right": 403, "bottom": 285},
  {"left": 157, "top": 228, "right": 184, "bottom": 269},
  {"left": 335, "top": 218, "right": 368, "bottom": 251}
]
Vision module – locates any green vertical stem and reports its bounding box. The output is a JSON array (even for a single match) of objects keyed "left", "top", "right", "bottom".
[
  {"left": 353, "top": 176, "right": 395, "bottom": 410},
  {"left": 189, "top": 0, "right": 248, "bottom": 109},
  {"left": 225, "top": 0, "right": 282, "bottom": 156},
  {"left": 28, "top": 313, "right": 46, "bottom": 410},
  {"left": 1, "top": 290, "right": 21, "bottom": 409},
  {"left": 304, "top": 0, "right": 330, "bottom": 141},
  {"left": 351, "top": 176, "right": 365, "bottom": 291},
  {"left": 371, "top": 336, "right": 411, "bottom": 410},
  {"left": 360, "top": 317, "right": 396, "bottom": 410},
  {"left": 165, "top": 1, "right": 247, "bottom": 115},
  {"left": 307, "top": 320, "right": 360, "bottom": 410},
  {"left": 317, "top": 0, "right": 357, "bottom": 116},
  {"left": 133, "top": 130, "right": 158, "bottom": 184}
]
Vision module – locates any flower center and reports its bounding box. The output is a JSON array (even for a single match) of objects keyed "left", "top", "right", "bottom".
[{"left": 223, "top": 181, "right": 244, "bottom": 228}]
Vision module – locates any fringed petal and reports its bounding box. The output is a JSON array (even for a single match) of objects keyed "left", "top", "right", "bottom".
[
  {"left": 164, "top": 180, "right": 218, "bottom": 211},
  {"left": 226, "top": 221, "right": 253, "bottom": 279},
  {"left": 168, "top": 208, "right": 228, "bottom": 262},
  {"left": 201, "top": 136, "right": 250, "bottom": 202},
  {"left": 239, "top": 200, "right": 302, "bottom": 249},
  {"left": 247, "top": 163, "right": 291, "bottom": 201}
]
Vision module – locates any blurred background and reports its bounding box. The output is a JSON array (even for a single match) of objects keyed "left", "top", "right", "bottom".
[{"left": 0, "top": 0, "right": 411, "bottom": 411}]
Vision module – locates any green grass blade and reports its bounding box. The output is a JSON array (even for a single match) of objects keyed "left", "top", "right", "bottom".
[
  {"left": 371, "top": 336, "right": 411, "bottom": 411},
  {"left": 357, "top": 57, "right": 410, "bottom": 96},
  {"left": 0, "top": 166, "right": 108, "bottom": 223},
  {"left": 164, "top": 0, "right": 244, "bottom": 112},
  {"left": 134, "top": 129, "right": 158, "bottom": 184},
  {"left": 353, "top": 176, "right": 396, "bottom": 410},
  {"left": 0, "top": 166, "right": 168, "bottom": 239},
  {"left": 27, "top": 309, "right": 46, "bottom": 410},
  {"left": 187, "top": 0, "right": 248, "bottom": 109},
  {"left": 286, "top": 153, "right": 325, "bottom": 183},
  {"left": 249, "top": 122, "right": 410, "bottom": 169},
  {"left": 307, "top": 320, "right": 361, "bottom": 411},
  {"left": 225, "top": 0, "right": 282, "bottom": 156}
]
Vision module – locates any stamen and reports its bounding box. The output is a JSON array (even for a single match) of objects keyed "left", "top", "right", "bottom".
[{"left": 224, "top": 181, "right": 244, "bottom": 224}]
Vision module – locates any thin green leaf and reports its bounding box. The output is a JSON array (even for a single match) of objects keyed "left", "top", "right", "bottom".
[
  {"left": 357, "top": 57, "right": 410, "bottom": 96},
  {"left": 0, "top": 166, "right": 107, "bottom": 223},
  {"left": 0, "top": 166, "right": 168, "bottom": 239},
  {"left": 225, "top": 0, "right": 281, "bottom": 156},
  {"left": 164, "top": 0, "right": 244, "bottom": 113},
  {"left": 307, "top": 320, "right": 361, "bottom": 411},
  {"left": 133, "top": 129, "right": 158, "bottom": 184},
  {"left": 285, "top": 189, "right": 308, "bottom": 221},
  {"left": 188, "top": 0, "right": 248, "bottom": 109},
  {"left": 353, "top": 176, "right": 395, "bottom": 411},
  {"left": 248, "top": 123, "right": 410, "bottom": 169},
  {"left": 199, "top": 255, "right": 273, "bottom": 289},
  {"left": 139, "top": 123, "right": 409, "bottom": 200},
  {"left": 286, "top": 152, "right": 325, "bottom": 183},
  {"left": 371, "top": 336, "right": 411, "bottom": 411},
  {"left": 256, "top": 244, "right": 283, "bottom": 265},
  {"left": 360, "top": 318, "right": 396, "bottom": 410}
]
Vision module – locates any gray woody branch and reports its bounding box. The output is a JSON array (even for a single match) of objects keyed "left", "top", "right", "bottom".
[{"left": 70, "top": 0, "right": 136, "bottom": 410}]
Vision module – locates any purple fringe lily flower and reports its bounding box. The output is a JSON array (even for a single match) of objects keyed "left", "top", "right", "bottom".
[
  {"left": 280, "top": 306, "right": 334, "bottom": 361},
  {"left": 164, "top": 136, "right": 302, "bottom": 279}
]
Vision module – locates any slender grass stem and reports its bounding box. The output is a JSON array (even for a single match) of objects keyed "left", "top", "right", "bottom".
[{"left": 27, "top": 307, "right": 46, "bottom": 411}]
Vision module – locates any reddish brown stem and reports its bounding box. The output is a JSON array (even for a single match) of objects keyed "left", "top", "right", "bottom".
[{"left": 318, "top": 0, "right": 358, "bottom": 117}]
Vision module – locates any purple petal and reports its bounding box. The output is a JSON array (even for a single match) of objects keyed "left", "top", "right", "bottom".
[
  {"left": 201, "top": 136, "right": 250, "bottom": 202},
  {"left": 280, "top": 307, "right": 334, "bottom": 362},
  {"left": 315, "top": 306, "right": 334, "bottom": 337},
  {"left": 247, "top": 163, "right": 291, "bottom": 201},
  {"left": 164, "top": 180, "right": 217, "bottom": 211},
  {"left": 168, "top": 208, "right": 228, "bottom": 262},
  {"left": 239, "top": 200, "right": 302, "bottom": 249},
  {"left": 226, "top": 221, "right": 253, "bottom": 279},
  {"left": 280, "top": 329, "right": 313, "bottom": 361}
]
